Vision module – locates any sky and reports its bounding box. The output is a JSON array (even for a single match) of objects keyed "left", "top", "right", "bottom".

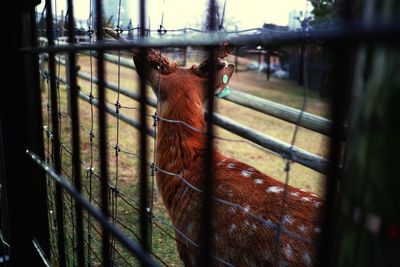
[{"left": 37, "top": 0, "right": 312, "bottom": 29}]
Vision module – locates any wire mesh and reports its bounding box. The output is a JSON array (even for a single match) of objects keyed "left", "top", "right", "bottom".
[{"left": 28, "top": 0, "right": 393, "bottom": 266}]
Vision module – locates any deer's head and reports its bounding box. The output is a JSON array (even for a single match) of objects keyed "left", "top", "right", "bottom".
[
  {"left": 131, "top": 48, "right": 235, "bottom": 110},
  {"left": 104, "top": 28, "right": 234, "bottom": 113}
]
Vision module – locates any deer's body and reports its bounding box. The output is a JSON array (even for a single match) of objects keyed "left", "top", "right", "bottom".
[
  {"left": 155, "top": 67, "right": 323, "bottom": 267},
  {"left": 104, "top": 29, "right": 323, "bottom": 266}
]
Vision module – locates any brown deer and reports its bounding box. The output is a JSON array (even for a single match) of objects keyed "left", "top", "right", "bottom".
[{"left": 105, "top": 29, "right": 323, "bottom": 267}]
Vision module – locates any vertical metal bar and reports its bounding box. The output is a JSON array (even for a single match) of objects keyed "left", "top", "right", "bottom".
[
  {"left": 45, "top": 0, "right": 67, "bottom": 265},
  {"left": 65, "top": 0, "right": 84, "bottom": 266},
  {"left": 320, "top": 0, "right": 354, "bottom": 266},
  {"left": 95, "top": 0, "right": 111, "bottom": 265},
  {"left": 26, "top": 7, "right": 52, "bottom": 264},
  {"left": 2, "top": 2, "right": 49, "bottom": 266},
  {"left": 299, "top": 43, "right": 304, "bottom": 86},
  {"left": 65, "top": 55, "right": 72, "bottom": 116},
  {"left": 138, "top": 0, "right": 150, "bottom": 255},
  {"left": 201, "top": 0, "right": 218, "bottom": 265}
]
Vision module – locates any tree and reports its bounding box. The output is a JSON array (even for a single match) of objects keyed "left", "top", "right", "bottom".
[{"left": 309, "top": 0, "right": 335, "bottom": 18}]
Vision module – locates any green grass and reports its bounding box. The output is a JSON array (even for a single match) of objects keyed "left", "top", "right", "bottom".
[{"left": 42, "top": 53, "right": 329, "bottom": 266}]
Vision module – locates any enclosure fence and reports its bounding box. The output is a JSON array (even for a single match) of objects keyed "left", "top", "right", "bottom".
[{"left": 2, "top": 0, "right": 400, "bottom": 266}]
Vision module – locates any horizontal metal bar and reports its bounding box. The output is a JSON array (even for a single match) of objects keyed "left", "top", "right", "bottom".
[
  {"left": 74, "top": 49, "right": 136, "bottom": 70},
  {"left": 61, "top": 71, "right": 329, "bottom": 174},
  {"left": 25, "top": 150, "right": 159, "bottom": 267},
  {"left": 26, "top": 22, "right": 400, "bottom": 54},
  {"left": 212, "top": 113, "right": 329, "bottom": 174},
  {"left": 78, "top": 91, "right": 155, "bottom": 137},
  {"left": 77, "top": 71, "right": 156, "bottom": 107},
  {"left": 224, "top": 90, "right": 342, "bottom": 138},
  {"left": 54, "top": 74, "right": 155, "bottom": 136}
]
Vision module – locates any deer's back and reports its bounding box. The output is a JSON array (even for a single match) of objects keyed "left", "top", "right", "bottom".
[{"left": 169, "top": 157, "right": 323, "bottom": 267}]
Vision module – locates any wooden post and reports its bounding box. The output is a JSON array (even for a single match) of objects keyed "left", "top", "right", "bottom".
[
  {"left": 266, "top": 50, "right": 271, "bottom": 81},
  {"left": 257, "top": 47, "right": 262, "bottom": 75}
]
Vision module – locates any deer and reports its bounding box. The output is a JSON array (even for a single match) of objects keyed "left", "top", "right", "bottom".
[{"left": 105, "top": 29, "right": 323, "bottom": 267}]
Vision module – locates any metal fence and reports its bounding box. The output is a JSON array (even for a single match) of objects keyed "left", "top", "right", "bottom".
[{"left": 1, "top": 0, "right": 400, "bottom": 266}]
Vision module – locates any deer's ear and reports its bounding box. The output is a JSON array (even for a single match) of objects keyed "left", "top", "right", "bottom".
[{"left": 214, "top": 63, "right": 235, "bottom": 94}]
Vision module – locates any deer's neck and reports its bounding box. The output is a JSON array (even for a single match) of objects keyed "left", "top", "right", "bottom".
[
  {"left": 155, "top": 96, "right": 221, "bottom": 213},
  {"left": 156, "top": 97, "right": 208, "bottom": 171}
]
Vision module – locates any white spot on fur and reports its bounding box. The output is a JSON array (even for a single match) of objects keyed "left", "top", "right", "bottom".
[
  {"left": 255, "top": 179, "right": 263, "bottom": 185},
  {"left": 303, "top": 252, "right": 312, "bottom": 266},
  {"left": 266, "top": 186, "right": 284, "bottom": 193},
  {"left": 302, "top": 197, "right": 312, "bottom": 202},
  {"left": 227, "top": 163, "right": 236, "bottom": 169},
  {"left": 314, "top": 201, "right": 322, "bottom": 207},
  {"left": 243, "top": 205, "right": 250, "bottom": 213},
  {"left": 284, "top": 244, "right": 293, "bottom": 258},
  {"left": 230, "top": 224, "right": 236, "bottom": 232},
  {"left": 314, "top": 227, "right": 321, "bottom": 233},
  {"left": 252, "top": 223, "right": 257, "bottom": 230},
  {"left": 244, "top": 219, "right": 250, "bottom": 226},
  {"left": 241, "top": 170, "right": 252, "bottom": 177},
  {"left": 291, "top": 191, "right": 300, "bottom": 197},
  {"left": 283, "top": 215, "right": 294, "bottom": 225},
  {"left": 299, "top": 225, "right": 307, "bottom": 232},
  {"left": 300, "top": 188, "right": 307, "bottom": 192}
]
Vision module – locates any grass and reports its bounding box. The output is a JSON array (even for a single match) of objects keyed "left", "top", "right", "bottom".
[{"left": 42, "top": 52, "right": 329, "bottom": 266}]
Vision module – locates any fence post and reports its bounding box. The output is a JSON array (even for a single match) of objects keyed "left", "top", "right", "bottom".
[
  {"left": 2, "top": 2, "right": 50, "bottom": 266},
  {"left": 265, "top": 50, "right": 271, "bottom": 81},
  {"left": 182, "top": 28, "right": 187, "bottom": 66},
  {"left": 65, "top": 54, "right": 72, "bottom": 116},
  {"left": 65, "top": 55, "right": 80, "bottom": 116},
  {"left": 333, "top": 1, "right": 400, "bottom": 265}
]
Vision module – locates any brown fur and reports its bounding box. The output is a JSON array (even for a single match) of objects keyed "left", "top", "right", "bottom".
[{"left": 152, "top": 66, "right": 323, "bottom": 267}]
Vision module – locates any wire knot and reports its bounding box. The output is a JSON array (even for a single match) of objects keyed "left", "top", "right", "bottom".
[
  {"left": 150, "top": 162, "right": 157, "bottom": 177},
  {"left": 284, "top": 161, "right": 291, "bottom": 172},
  {"left": 157, "top": 25, "right": 167, "bottom": 35},
  {"left": 115, "top": 26, "right": 124, "bottom": 35},
  {"left": 89, "top": 131, "right": 95, "bottom": 142},
  {"left": 114, "top": 145, "right": 121, "bottom": 156},
  {"left": 152, "top": 113, "right": 159, "bottom": 127},
  {"left": 115, "top": 101, "right": 121, "bottom": 113},
  {"left": 88, "top": 92, "right": 95, "bottom": 103},
  {"left": 46, "top": 130, "right": 53, "bottom": 139},
  {"left": 87, "top": 166, "right": 95, "bottom": 176},
  {"left": 87, "top": 27, "right": 94, "bottom": 38},
  {"left": 111, "top": 185, "right": 120, "bottom": 196}
]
